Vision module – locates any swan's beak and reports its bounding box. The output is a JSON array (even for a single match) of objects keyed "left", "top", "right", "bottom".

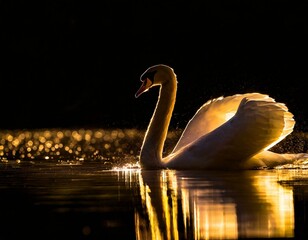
[{"left": 135, "top": 78, "right": 152, "bottom": 98}]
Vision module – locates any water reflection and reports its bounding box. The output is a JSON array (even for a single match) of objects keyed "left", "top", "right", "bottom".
[
  {"left": 1, "top": 128, "right": 308, "bottom": 239},
  {"left": 123, "top": 169, "right": 295, "bottom": 239}
]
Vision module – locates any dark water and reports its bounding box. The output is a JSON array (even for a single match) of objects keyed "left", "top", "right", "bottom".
[{"left": 1, "top": 129, "right": 308, "bottom": 239}]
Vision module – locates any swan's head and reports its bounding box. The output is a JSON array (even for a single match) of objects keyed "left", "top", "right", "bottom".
[{"left": 135, "top": 64, "right": 176, "bottom": 98}]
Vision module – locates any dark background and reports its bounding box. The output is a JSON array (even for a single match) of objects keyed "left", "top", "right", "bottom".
[{"left": 1, "top": 0, "right": 308, "bottom": 131}]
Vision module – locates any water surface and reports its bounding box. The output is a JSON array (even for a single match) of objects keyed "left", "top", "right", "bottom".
[{"left": 1, "top": 128, "right": 308, "bottom": 239}]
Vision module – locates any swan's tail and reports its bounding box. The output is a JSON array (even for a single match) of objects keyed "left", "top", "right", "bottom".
[
  {"left": 246, "top": 150, "right": 308, "bottom": 169},
  {"left": 272, "top": 152, "right": 308, "bottom": 168}
]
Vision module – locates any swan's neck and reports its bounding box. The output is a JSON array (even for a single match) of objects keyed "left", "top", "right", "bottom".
[{"left": 140, "top": 78, "right": 177, "bottom": 169}]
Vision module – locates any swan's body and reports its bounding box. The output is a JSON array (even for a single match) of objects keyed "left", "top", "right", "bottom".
[{"left": 135, "top": 64, "right": 307, "bottom": 170}]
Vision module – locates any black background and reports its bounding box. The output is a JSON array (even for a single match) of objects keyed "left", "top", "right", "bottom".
[{"left": 1, "top": 0, "right": 308, "bottom": 131}]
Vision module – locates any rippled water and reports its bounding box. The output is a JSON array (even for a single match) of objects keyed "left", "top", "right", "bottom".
[{"left": 1, "top": 128, "right": 308, "bottom": 239}]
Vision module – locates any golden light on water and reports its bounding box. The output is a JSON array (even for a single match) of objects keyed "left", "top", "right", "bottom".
[
  {"left": 126, "top": 170, "right": 298, "bottom": 239},
  {"left": 252, "top": 172, "right": 294, "bottom": 237},
  {"left": 3, "top": 128, "right": 307, "bottom": 169},
  {"left": 188, "top": 189, "right": 238, "bottom": 239},
  {"left": 0, "top": 128, "right": 148, "bottom": 164},
  {"left": 1, "top": 128, "right": 307, "bottom": 238}
]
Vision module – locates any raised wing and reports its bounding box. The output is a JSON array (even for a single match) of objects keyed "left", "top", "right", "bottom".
[
  {"left": 166, "top": 96, "right": 295, "bottom": 169},
  {"left": 172, "top": 93, "right": 283, "bottom": 153}
]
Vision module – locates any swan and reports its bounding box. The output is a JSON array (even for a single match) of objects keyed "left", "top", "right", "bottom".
[{"left": 135, "top": 64, "right": 307, "bottom": 170}]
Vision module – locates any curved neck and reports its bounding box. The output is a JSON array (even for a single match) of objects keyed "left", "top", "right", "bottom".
[{"left": 140, "top": 77, "right": 177, "bottom": 169}]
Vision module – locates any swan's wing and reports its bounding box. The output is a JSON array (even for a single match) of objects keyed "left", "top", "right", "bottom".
[
  {"left": 172, "top": 93, "right": 281, "bottom": 153},
  {"left": 166, "top": 97, "right": 295, "bottom": 169}
]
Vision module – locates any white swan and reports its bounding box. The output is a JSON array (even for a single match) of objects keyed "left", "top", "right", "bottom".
[{"left": 135, "top": 64, "right": 307, "bottom": 170}]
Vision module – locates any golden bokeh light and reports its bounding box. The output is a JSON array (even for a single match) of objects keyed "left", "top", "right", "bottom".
[{"left": 0, "top": 128, "right": 150, "bottom": 164}]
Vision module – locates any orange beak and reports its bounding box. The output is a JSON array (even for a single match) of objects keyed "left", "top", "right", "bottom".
[{"left": 135, "top": 78, "right": 152, "bottom": 98}]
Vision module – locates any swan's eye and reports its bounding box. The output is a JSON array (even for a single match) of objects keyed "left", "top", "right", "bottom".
[{"left": 141, "top": 70, "right": 157, "bottom": 82}]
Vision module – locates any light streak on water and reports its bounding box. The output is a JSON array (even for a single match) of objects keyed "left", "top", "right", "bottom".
[{"left": 115, "top": 169, "right": 308, "bottom": 239}]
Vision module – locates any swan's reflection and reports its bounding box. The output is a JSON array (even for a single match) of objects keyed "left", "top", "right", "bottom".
[{"left": 129, "top": 169, "right": 294, "bottom": 239}]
